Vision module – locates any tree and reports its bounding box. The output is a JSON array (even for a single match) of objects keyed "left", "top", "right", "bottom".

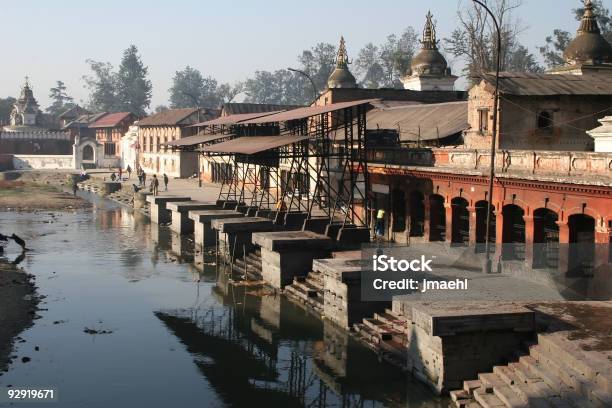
[
  {"left": 354, "top": 27, "right": 419, "bottom": 88},
  {"left": 243, "top": 69, "right": 309, "bottom": 105},
  {"left": 0, "top": 97, "right": 16, "bottom": 125},
  {"left": 83, "top": 60, "right": 118, "bottom": 112},
  {"left": 298, "top": 42, "right": 337, "bottom": 92},
  {"left": 46, "top": 81, "right": 75, "bottom": 116},
  {"left": 169, "top": 67, "right": 243, "bottom": 108},
  {"left": 115, "top": 45, "right": 152, "bottom": 116},
  {"left": 538, "top": 1, "right": 612, "bottom": 69},
  {"left": 153, "top": 105, "right": 169, "bottom": 114},
  {"left": 444, "top": 0, "right": 542, "bottom": 81},
  {"left": 217, "top": 82, "right": 244, "bottom": 104}
]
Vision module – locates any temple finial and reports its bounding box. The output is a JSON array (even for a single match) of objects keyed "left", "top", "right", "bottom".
[
  {"left": 421, "top": 11, "right": 438, "bottom": 50},
  {"left": 336, "top": 36, "right": 349, "bottom": 68}
]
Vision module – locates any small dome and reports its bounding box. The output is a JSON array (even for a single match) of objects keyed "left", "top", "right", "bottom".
[
  {"left": 327, "top": 36, "right": 358, "bottom": 89},
  {"left": 564, "top": 0, "right": 612, "bottom": 65},
  {"left": 409, "top": 11, "right": 449, "bottom": 76}
]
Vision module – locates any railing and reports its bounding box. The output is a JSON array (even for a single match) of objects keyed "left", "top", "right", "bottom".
[{"left": 366, "top": 147, "right": 612, "bottom": 178}]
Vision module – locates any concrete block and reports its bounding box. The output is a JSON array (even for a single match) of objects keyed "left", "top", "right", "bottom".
[
  {"left": 146, "top": 196, "right": 191, "bottom": 224},
  {"left": 189, "top": 209, "right": 240, "bottom": 247},
  {"left": 303, "top": 217, "right": 331, "bottom": 234},
  {"left": 167, "top": 201, "right": 218, "bottom": 234}
]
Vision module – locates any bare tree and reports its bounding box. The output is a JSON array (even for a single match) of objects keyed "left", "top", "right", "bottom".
[{"left": 444, "top": 0, "right": 541, "bottom": 81}]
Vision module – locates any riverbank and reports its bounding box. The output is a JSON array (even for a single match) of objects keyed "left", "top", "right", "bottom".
[
  {"left": 0, "top": 171, "right": 90, "bottom": 211},
  {"left": 0, "top": 262, "right": 38, "bottom": 375}
]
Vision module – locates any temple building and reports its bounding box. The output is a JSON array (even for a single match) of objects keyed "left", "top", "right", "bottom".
[
  {"left": 327, "top": 37, "right": 358, "bottom": 89},
  {"left": 0, "top": 78, "right": 73, "bottom": 165},
  {"left": 401, "top": 11, "right": 457, "bottom": 91},
  {"left": 464, "top": 1, "right": 612, "bottom": 152}
]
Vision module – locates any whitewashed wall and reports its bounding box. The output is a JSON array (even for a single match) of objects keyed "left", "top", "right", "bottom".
[{"left": 12, "top": 155, "right": 74, "bottom": 170}]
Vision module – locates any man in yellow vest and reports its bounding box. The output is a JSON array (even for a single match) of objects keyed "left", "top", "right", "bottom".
[{"left": 375, "top": 209, "right": 385, "bottom": 238}]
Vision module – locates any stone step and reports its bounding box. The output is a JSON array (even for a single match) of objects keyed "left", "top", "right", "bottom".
[
  {"left": 478, "top": 372, "right": 529, "bottom": 407},
  {"left": 536, "top": 335, "right": 600, "bottom": 384},
  {"left": 353, "top": 323, "right": 380, "bottom": 346},
  {"left": 507, "top": 362, "right": 557, "bottom": 408},
  {"left": 473, "top": 387, "right": 507, "bottom": 408},
  {"left": 527, "top": 345, "right": 600, "bottom": 407},
  {"left": 362, "top": 318, "right": 398, "bottom": 340},
  {"left": 374, "top": 311, "right": 408, "bottom": 333},
  {"left": 293, "top": 281, "right": 320, "bottom": 298}
]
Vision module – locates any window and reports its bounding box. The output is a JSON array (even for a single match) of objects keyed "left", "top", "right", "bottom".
[
  {"left": 537, "top": 111, "right": 552, "bottom": 130},
  {"left": 104, "top": 142, "right": 116, "bottom": 156},
  {"left": 478, "top": 109, "right": 489, "bottom": 134}
]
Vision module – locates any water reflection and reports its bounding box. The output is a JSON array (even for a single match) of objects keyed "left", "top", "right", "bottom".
[{"left": 0, "top": 200, "right": 444, "bottom": 408}]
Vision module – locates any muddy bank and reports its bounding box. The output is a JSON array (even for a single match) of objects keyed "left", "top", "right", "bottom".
[
  {"left": 0, "top": 261, "right": 38, "bottom": 375},
  {"left": 0, "top": 171, "right": 90, "bottom": 211}
]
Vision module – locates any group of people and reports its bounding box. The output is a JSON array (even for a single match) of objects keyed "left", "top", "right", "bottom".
[{"left": 132, "top": 167, "right": 168, "bottom": 196}]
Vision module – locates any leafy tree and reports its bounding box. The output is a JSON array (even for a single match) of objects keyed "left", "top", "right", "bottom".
[
  {"left": 0, "top": 97, "right": 16, "bottom": 125},
  {"left": 444, "top": 0, "right": 542, "bottom": 81},
  {"left": 83, "top": 60, "right": 118, "bottom": 112},
  {"left": 46, "top": 81, "right": 75, "bottom": 116},
  {"left": 298, "top": 42, "right": 337, "bottom": 92},
  {"left": 379, "top": 28, "right": 419, "bottom": 87},
  {"left": 169, "top": 67, "right": 243, "bottom": 108},
  {"left": 115, "top": 45, "right": 152, "bottom": 116},
  {"left": 354, "top": 43, "right": 385, "bottom": 88},
  {"left": 243, "top": 70, "right": 309, "bottom": 105},
  {"left": 538, "top": 0, "right": 612, "bottom": 69}
]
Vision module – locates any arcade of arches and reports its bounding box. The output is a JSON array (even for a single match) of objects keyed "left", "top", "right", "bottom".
[{"left": 369, "top": 169, "right": 611, "bottom": 277}]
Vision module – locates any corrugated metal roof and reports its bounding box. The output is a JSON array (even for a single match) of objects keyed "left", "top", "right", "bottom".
[
  {"left": 367, "top": 101, "right": 468, "bottom": 141},
  {"left": 222, "top": 102, "right": 303, "bottom": 115},
  {"left": 480, "top": 72, "right": 612, "bottom": 96},
  {"left": 165, "top": 133, "right": 234, "bottom": 147},
  {"left": 188, "top": 111, "right": 285, "bottom": 127},
  {"left": 89, "top": 112, "right": 134, "bottom": 128},
  {"left": 240, "top": 99, "right": 380, "bottom": 124},
  {"left": 138, "top": 108, "right": 219, "bottom": 126},
  {"left": 199, "top": 135, "right": 311, "bottom": 154}
]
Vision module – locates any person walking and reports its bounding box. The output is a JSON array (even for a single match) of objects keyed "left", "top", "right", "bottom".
[
  {"left": 126, "top": 165, "right": 132, "bottom": 179},
  {"left": 142, "top": 171, "right": 146, "bottom": 187},
  {"left": 163, "top": 174, "right": 169, "bottom": 191},
  {"left": 72, "top": 179, "right": 78, "bottom": 196},
  {"left": 137, "top": 170, "right": 142, "bottom": 186},
  {"left": 118, "top": 167, "right": 123, "bottom": 181},
  {"left": 375, "top": 208, "right": 386, "bottom": 239},
  {"left": 151, "top": 174, "right": 159, "bottom": 196}
]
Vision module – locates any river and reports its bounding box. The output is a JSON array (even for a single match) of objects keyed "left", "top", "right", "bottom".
[{"left": 0, "top": 194, "right": 443, "bottom": 407}]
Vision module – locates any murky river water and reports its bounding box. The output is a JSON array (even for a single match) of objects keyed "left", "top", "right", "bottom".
[{"left": 0, "top": 195, "right": 443, "bottom": 407}]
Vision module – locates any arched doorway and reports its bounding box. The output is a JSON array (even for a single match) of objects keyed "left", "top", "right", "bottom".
[
  {"left": 568, "top": 214, "right": 595, "bottom": 276},
  {"left": 409, "top": 191, "right": 425, "bottom": 237},
  {"left": 451, "top": 197, "right": 469, "bottom": 246},
  {"left": 82, "top": 144, "right": 94, "bottom": 161},
  {"left": 475, "top": 200, "right": 495, "bottom": 253},
  {"left": 391, "top": 188, "right": 406, "bottom": 233},
  {"left": 429, "top": 195, "right": 445, "bottom": 242},
  {"left": 533, "top": 208, "right": 559, "bottom": 269},
  {"left": 502, "top": 204, "right": 525, "bottom": 260}
]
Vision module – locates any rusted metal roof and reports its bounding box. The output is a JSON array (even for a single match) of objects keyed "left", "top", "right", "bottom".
[
  {"left": 165, "top": 132, "right": 234, "bottom": 147},
  {"left": 222, "top": 102, "right": 303, "bottom": 115},
  {"left": 367, "top": 101, "right": 468, "bottom": 141},
  {"left": 480, "top": 72, "right": 612, "bottom": 96},
  {"left": 199, "top": 135, "right": 311, "bottom": 154},
  {"left": 188, "top": 111, "right": 285, "bottom": 127},
  {"left": 138, "top": 108, "right": 219, "bottom": 126},
  {"left": 240, "top": 99, "right": 380, "bottom": 124},
  {"left": 89, "top": 112, "right": 135, "bottom": 128}
]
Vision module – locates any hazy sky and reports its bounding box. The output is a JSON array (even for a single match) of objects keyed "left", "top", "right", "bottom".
[{"left": 0, "top": 0, "right": 588, "bottom": 109}]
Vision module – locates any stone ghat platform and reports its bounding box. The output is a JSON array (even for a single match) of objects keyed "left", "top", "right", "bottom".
[
  {"left": 189, "top": 209, "right": 241, "bottom": 247},
  {"left": 166, "top": 201, "right": 218, "bottom": 235},
  {"left": 450, "top": 301, "right": 612, "bottom": 407},
  {"left": 353, "top": 301, "right": 536, "bottom": 395},
  {"left": 146, "top": 195, "right": 192, "bottom": 224},
  {"left": 253, "top": 231, "right": 334, "bottom": 289},
  {"left": 212, "top": 217, "right": 280, "bottom": 257}
]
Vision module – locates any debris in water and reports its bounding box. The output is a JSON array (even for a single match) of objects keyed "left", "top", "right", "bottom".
[
  {"left": 83, "top": 327, "right": 113, "bottom": 335},
  {"left": 21, "top": 357, "right": 31, "bottom": 363}
]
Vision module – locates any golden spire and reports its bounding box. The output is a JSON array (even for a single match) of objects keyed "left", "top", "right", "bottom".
[
  {"left": 335, "top": 36, "right": 349, "bottom": 68},
  {"left": 421, "top": 11, "right": 439, "bottom": 50}
]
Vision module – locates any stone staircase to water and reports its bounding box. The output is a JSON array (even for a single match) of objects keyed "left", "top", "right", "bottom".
[
  {"left": 284, "top": 270, "right": 325, "bottom": 314},
  {"left": 352, "top": 309, "right": 409, "bottom": 369},
  {"left": 232, "top": 248, "right": 264, "bottom": 281},
  {"left": 450, "top": 334, "right": 612, "bottom": 408}
]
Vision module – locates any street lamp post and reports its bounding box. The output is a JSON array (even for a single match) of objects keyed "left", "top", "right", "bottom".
[
  {"left": 471, "top": 0, "right": 502, "bottom": 273},
  {"left": 287, "top": 67, "right": 319, "bottom": 105}
]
